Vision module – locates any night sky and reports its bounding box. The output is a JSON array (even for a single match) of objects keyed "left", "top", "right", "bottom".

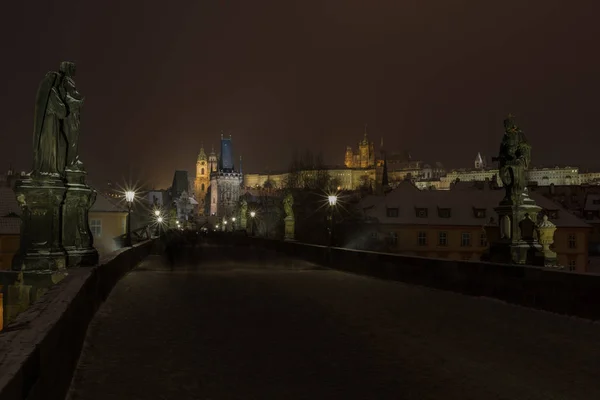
[{"left": 1, "top": 0, "right": 599, "bottom": 189}]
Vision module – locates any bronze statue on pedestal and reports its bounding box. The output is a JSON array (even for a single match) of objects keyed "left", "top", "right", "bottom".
[{"left": 492, "top": 115, "right": 531, "bottom": 204}]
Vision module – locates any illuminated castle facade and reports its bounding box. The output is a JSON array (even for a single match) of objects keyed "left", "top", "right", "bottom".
[{"left": 344, "top": 128, "right": 376, "bottom": 168}]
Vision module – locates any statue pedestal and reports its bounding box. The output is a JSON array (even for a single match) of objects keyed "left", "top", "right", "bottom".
[
  {"left": 63, "top": 169, "right": 99, "bottom": 267},
  {"left": 489, "top": 193, "right": 545, "bottom": 266},
  {"left": 284, "top": 216, "right": 295, "bottom": 241},
  {"left": 12, "top": 177, "right": 68, "bottom": 272}
]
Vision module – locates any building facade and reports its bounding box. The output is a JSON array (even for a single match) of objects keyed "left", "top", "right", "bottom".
[
  {"left": 354, "top": 181, "right": 591, "bottom": 272},
  {"left": 194, "top": 146, "right": 210, "bottom": 215},
  {"left": 344, "top": 128, "right": 376, "bottom": 168},
  {"left": 208, "top": 135, "right": 243, "bottom": 217}
]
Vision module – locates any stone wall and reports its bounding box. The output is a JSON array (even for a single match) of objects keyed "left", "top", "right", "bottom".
[
  {"left": 231, "top": 236, "right": 600, "bottom": 320},
  {"left": 0, "top": 240, "right": 155, "bottom": 400}
]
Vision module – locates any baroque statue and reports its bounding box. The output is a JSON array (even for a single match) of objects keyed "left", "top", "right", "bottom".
[
  {"left": 283, "top": 192, "right": 294, "bottom": 218},
  {"left": 240, "top": 198, "right": 248, "bottom": 218},
  {"left": 492, "top": 115, "right": 531, "bottom": 204},
  {"left": 33, "top": 61, "right": 84, "bottom": 176}
]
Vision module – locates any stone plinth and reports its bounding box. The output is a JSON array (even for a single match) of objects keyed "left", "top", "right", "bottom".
[
  {"left": 538, "top": 215, "right": 559, "bottom": 267},
  {"left": 489, "top": 191, "right": 544, "bottom": 266},
  {"left": 12, "top": 177, "right": 67, "bottom": 272},
  {"left": 284, "top": 216, "right": 295, "bottom": 241},
  {"left": 63, "top": 170, "right": 99, "bottom": 267}
]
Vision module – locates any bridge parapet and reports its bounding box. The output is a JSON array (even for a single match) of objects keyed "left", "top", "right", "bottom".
[
  {"left": 0, "top": 240, "right": 155, "bottom": 400},
  {"left": 222, "top": 234, "right": 600, "bottom": 320}
]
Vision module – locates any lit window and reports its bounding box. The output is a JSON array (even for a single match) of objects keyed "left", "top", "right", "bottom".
[
  {"left": 417, "top": 232, "right": 427, "bottom": 246},
  {"left": 474, "top": 208, "right": 486, "bottom": 218},
  {"left": 568, "top": 234, "right": 576, "bottom": 249},
  {"left": 90, "top": 219, "right": 102, "bottom": 237},
  {"left": 461, "top": 232, "right": 471, "bottom": 247},
  {"left": 438, "top": 231, "right": 447, "bottom": 246}
]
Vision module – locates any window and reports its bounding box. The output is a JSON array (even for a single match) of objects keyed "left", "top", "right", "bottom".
[
  {"left": 386, "top": 208, "right": 399, "bottom": 218},
  {"left": 568, "top": 260, "right": 576, "bottom": 271},
  {"left": 201, "top": 168, "right": 205, "bottom": 175},
  {"left": 474, "top": 208, "right": 486, "bottom": 218},
  {"left": 438, "top": 208, "right": 451, "bottom": 218},
  {"left": 388, "top": 232, "right": 397, "bottom": 245},
  {"left": 417, "top": 231, "right": 427, "bottom": 246},
  {"left": 201, "top": 183, "right": 205, "bottom": 191},
  {"left": 90, "top": 219, "right": 102, "bottom": 237},
  {"left": 480, "top": 232, "right": 487, "bottom": 247},
  {"left": 416, "top": 208, "right": 428, "bottom": 218},
  {"left": 568, "top": 234, "right": 576, "bottom": 249},
  {"left": 438, "top": 231, "right": 447, "bottom": 246},
  {"left": 461, "top": 232, "right": 471, "bottom": 247},
  {"left": 546, "top": 209, "right": 559, "bottom": 219}
]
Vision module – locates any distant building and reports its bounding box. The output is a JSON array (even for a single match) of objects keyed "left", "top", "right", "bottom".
[
  {"left": 88, "top": 192, "right": 128, "bottom": 256},
  {"left": 208, "top": 134, "right": 243, "bottom": 217},
  {"left": 0, "top": 187, "right": 21, "bottom": 270},
  {"left": 193, "top": 146, "right": 210, "bottom": 215},
  {"left": 353, "top": 180, "right": 591, "bottom": 272},
  {"left": 345, "top": 127, "right": 376, "bottom": 169}
]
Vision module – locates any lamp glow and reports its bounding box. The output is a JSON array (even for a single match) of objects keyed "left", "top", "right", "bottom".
[
  {"left": 154, "top": 209, "right": 161, "bottom": 217},
  {"left": 328, "top": 195, "right": 338, "bottom": 206},
  {"left": 125, "top": 190, "right": 135, "bottom": 203},
  {"left": 232, "top": 217, "right": 236, "bottom": 222},
  {"left": 250, "top": 211, "right": 256, "bottom": 218},
  {"left": 157, "top": 216, "right": 163, "bottom": 223},
  {"left": 223, "top": 220, "right": 228, "bottom": 225}
]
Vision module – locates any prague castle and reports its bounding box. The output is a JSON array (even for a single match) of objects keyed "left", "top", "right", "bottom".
[{"left": 344, "top": 127, "right": 377, "bottom": 168}]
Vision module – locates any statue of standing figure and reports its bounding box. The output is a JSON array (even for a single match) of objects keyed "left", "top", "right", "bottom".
[
  {"left": 493, "top": 115, "right": 531, "bottom": 204},
  {"left": 283, "top": 192, "right": 294, "bottom": 219},
  {"left": 33, "top": 61, "right": 84, "bottom": 176}
]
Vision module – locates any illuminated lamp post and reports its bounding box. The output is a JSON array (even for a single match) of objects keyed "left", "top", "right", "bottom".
[
  {"left": 232, "top": 217, "right": 236, "bottom": 231},
  {"left": 327, "top": 195, "right": 337, "bottom": 246},
  {"left": 250, "top": 211, "right": 256, "bottom": 236},
  {"left": 124, "top": 190, "right": 135, "bottom": 247}
]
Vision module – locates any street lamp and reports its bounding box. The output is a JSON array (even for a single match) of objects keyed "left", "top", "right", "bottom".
[
  {"left": 327, "top": 194, "right": 337, "bottom": 246},
  {"left": 250, "top": 211, "right": 256, "bottom": 236},
  {"left": 232, "top": 217, "right": 236, "bottom": 230},
  {"left": 124, "top": 190, "right": 135, "bottom": 247}
]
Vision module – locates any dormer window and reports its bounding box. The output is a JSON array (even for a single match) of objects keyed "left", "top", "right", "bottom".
[
  {"left": 545, "top": 209, "right": 559, "bottom": 219},
  {"left": 438, "top": 208, "right": 451, "bottom": 218},
  {"left": 473, "top": 208, "right": 486, "bottom": 218},
  {"left": 386, "top": 207, "right": 399, "bottom": 218},
  {"left": 415, "top": 208, "right": 428, "bottom": 218}
]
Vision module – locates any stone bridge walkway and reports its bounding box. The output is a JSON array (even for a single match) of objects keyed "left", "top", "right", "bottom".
[{"left": 67, "top": 246, "right": 600, "bottom": 399}]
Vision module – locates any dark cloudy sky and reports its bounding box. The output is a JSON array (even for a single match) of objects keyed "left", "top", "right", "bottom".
[{"left": 1, "top": 0, "right": 598, "bottom": 188}]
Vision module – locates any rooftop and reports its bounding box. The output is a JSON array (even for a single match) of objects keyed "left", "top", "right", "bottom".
[{"left": 358, "top": 181, "right": 589, "bottom": 228}]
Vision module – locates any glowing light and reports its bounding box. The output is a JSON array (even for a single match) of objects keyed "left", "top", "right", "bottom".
[
  {"left": 250, "top": 211, "right": 256, "bottom": 218},
  {"left": 157, "top": 216, "right": 163, "bottom": 223},
  {"left": 223, "top": 220, "right": 228, "bottom": 225},
  {"left": 154, "top": 209, "right": 161, "bottom": 217},
  {"left": 215, "top": 224, "right": 219, "bottom": 229},
  {"left": 232, "top": 217, "right": 236, "bottom": 222},
  {"left": 328, "top": 195, "right": 338, "bottom": 206},
  {"left": 125, "top": 190, "right": 135, "bottom": 203}
]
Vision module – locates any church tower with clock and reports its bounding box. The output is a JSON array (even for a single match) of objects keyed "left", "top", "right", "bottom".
[{"left": 194, "top": 145, "right": 209, "bottom": 215}]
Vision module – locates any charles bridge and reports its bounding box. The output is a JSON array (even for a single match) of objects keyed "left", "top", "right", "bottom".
[
  {"left": 2, "top": 62, "right": 600, "bottom": 399},
  {"left": 1, "top": 235, "right": 600, "bottom": 400}
]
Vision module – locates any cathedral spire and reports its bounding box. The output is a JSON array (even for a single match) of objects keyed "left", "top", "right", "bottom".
[{"left": 239, "top": 155, "right": 243, "bottom": 174}]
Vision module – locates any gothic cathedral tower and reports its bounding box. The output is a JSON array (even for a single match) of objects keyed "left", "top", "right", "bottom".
[{"left": 194, "top": 145, "right": 209, "bottom": 215}]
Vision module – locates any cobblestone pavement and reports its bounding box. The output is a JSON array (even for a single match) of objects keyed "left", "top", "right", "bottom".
[{"left": 67, "top": 247, "right": 600, "bottom": 400}]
